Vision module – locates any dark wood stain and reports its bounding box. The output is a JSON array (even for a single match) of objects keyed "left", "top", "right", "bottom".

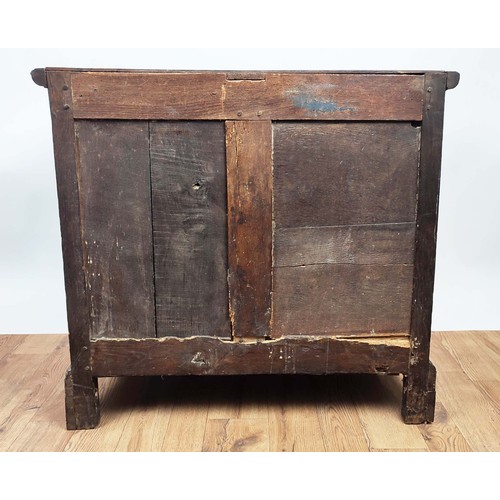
[
  {"left": 402, "top": 72, "right": 449, "bottom": 424},
  {"left": 226, "top": 121, "right": 272, "bottom": 338},
  {"left": 273, "top": 264, "right": 414, "bottom": 337},
  {"left": 223, "top": 74, "right": 424, "bottom": 121},
  {"left": 76, "top": 121, "right": 155, "bottom": 339},
  {"left": 150, "top": 122, "right": 231, "bottom": 338},
  {"left": 274, "top": 223, "right": 415, "bottom": 267},
  {"left": 90, "top": 336, "right": 410, "bottom": 377},
  {"left": 273, "top": 122, "right": 421, "bottom": 228},
  {"left": 33, "top": 68, "right": 458, "bottom": 429},
  {"left": 46, "top": 70, "right": 100, "bottom": 429},
  {"left": 70, "top": 72, "right": 424, "bottom": 121}
]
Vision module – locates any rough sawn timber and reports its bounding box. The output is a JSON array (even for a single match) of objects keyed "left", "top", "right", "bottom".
[
  {"left": 70, "top": 72, "right": 424, "bottom": 121},
  {"left": 226, "top": 121, "right": 273, "bottom": 339},
  {"left": 91, "top": 336, "right": 411, "bottom": 377}
]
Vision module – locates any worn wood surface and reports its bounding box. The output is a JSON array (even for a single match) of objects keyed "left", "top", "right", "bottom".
[
  {"left": 70, "top": 72, "right": 424, "bottom": 121},
  {"left": 274, "top": 223, "right": 415, "bottom": 267},
  {"left": 273, "top": 122, "right": 420, "bottom": 228},
  {"left": 46, "top": 71, "right": 99, "bottom": 429},
  {"left": 0, "top": 332, "right": 497, "bottom": 451},
  {"left": 76, "top": 121, "right": 155, "bottom": 339},
  {"left": 90, "top": 336, "right": 410, "bottom": 377},
  {"left": 150, "top": 122, "right": 230, "bottom": 338},
  {"left": 273, "top": 264, "right": 413, "bottom": 337},
  {"left": 226, "top": 121, "right": 272, "bottom": 338},
  {"left": 403, "top": 72, "right": 448, "bottom": 424}
]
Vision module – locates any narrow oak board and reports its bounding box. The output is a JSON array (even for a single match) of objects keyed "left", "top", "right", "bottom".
[
  {"left": 273, "top": 122, "right": 420, "bottom": 228},
  {"left": 226, "top": 121, "right": 272, "bottom": 338},
  {"left": 75, "top": 121, "right": 155, "bottom": 339},
  {"left": 71, "top": 72, "right": 424, "bottom": 121},
  {"left": 274, "top": 223, "right": 415, "bottom": 267},
  {"left": 150, "top": 122, "right": 230, "bottom": 338},
  {"left": 273, "top": 264, "right": 413, "bottom": 337}
]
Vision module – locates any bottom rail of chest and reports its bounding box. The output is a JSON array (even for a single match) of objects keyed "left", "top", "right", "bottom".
[{"left": 64, "top": 335, "right": 436, "bottom": 429}]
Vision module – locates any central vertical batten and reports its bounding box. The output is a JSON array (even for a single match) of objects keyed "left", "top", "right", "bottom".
[{"left": 226, "top": 121, "right": 273, "bottom": 339}]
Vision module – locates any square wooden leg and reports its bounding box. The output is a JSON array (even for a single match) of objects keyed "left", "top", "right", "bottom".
[
  {"left": 64, "top": 368, "right": 100, "bottom": 430},
  {"left": 401, "top": 361, "right": 436, "bottom": 424}
]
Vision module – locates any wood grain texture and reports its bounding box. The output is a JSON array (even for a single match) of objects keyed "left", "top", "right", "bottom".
[
  {"left": 72, "top": 72, "right": 227, "bottom": 120},
  {"left": 403, "top": 72, "right": 448, "bottom": 424},
  {"left": 223, "top": 73, "right": 423, "bottom": 121},
  {"left": 202, "top": 418, "right": 270, "bottom": 452},
  {"left": 76, "top": 121, "right": 155, "bottom": 339},
  {"left": 273, "top": 122, "right": 420, "bottom": 228},
  {"left": 90, "top": 336, "right": 410, "bottom": 377},
  {"left": 273, "top": 264, "right": 413, "bottom": 336},
  {"left": 46, "top": 70, "right": 99, "bottom": 429},
  {"left": 0, "top": 332, "right": 498, "bottom": 451},
  {"left": 226, "top": 121, "right": 272, "bottom": 338},
  {"left": 70, "top": 72, "right": 424, "bottom": 121},
  {"left": 418, "top": 402, "right": 472, "bottom": 452},
  {"left": 316, "top": 375, "right": 369, "bottom": 451},
  {"left": 430, "top": 333, "right": 500, "bottom": 451},
  {"left": 268, "top": 376, "right": 326, "bottom": 451},
  {"left": 351, "top": 374, "right": 429, "bottom": 451},
  {"left": 150, "top": 122, "right": 230, "bottom": 338},
  {"left": 274, "top": 223, "right": 415, "bottom": 267}
]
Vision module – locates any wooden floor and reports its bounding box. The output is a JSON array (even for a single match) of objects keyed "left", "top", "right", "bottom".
[{"left": 0, "top": 331, "right": 498, "bottom": 452}]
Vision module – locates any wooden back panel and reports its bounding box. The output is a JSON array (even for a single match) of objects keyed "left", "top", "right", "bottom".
[{"left": 35, "top": 68, "right": 456, "bottom": 342}]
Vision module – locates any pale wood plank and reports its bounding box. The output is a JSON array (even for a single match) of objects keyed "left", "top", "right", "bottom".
[
  {"left": 438, "top": 331, "right": 500, "bottom": 380},
  {"left": 161, "top": 378, "right": 209, "bottom": 452},
  {"left": 316, "top": 375, "right": 370, "bottom": 452},
  {"left": 8, "top": 420, "right": 72, "bottom": 452},
  {"left": 114, "top": 377, "right": 176, "bottom": 452},
  {"left": 0, "top": 389, "right": 36, "bottom": 451},
  {"left": 9, "top": 334, "right": 63, "bottom": 355},
  {"left": 268, "top": 376, "right": 326, "bottom": 452},
  {"left": 202, "top": 419, "right": 269, "bottom": 452},
  {"left": 418, "top": 402, "right": 473, "bottom": 452},
  {"left": 350, "top": 374, "right": 429, "bottom": 451},
  {"left": 430, "top": 334, "right": 500, "bottom": 451},
  {"left": 0, "top": 336, "right": 66, "bottom": 450},
  {"left": 0, "top": 335, "right": 28, "bottom": 362},
  {"left": 64, "top": 377, "right": 141, "bottom": 451}
]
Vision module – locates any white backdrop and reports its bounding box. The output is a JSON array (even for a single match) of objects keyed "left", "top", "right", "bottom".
[{"left": 0, "top": 48, "right": 498, "bottom": 333}]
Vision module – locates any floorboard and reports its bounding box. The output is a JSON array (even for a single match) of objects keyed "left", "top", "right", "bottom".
[{"left": 0, "top": 331, "right": 498, "bottom": 452}]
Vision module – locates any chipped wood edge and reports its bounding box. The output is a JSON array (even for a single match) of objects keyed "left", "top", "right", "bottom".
[
  {"left": 31, "top": 68, "right": 47, "bottom": 88},
  {"left": 90, "top": 335, "right": 411, "bottom": 377}
]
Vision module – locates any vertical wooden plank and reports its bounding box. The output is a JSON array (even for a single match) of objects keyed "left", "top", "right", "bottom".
[
  {"left": 76, "top": 121, "right": 155, "bottom": 339},
  {"left": 226, "top": 121, "right": 273, "bottom": 338},
  {"left": 151, "top": 122, "right": 230, "bottom": 338},
  {"left": 46, "top": 70, "right": 99, "bottom": 429},
  {"left": 403, "top": 72, "right": 448, "bottom": 423}
]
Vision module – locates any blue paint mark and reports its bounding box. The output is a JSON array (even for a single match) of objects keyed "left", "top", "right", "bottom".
[{"left": 290, "top": 93, "right": 355, "bottom": 113}]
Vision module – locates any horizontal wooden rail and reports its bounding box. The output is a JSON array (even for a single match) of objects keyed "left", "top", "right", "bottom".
[
  {"left": 91, "top": 335, "right": 411, "bottom": 377},
  {"left": 65, "top": 72, "right": 424, "bottom": 121}
]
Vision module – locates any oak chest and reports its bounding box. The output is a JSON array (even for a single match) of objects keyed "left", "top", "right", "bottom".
[{"left": 32, "top": 68, "right": 459, "bottom": 429}]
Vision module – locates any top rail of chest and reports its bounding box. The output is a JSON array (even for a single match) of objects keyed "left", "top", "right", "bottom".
[{"left": 31, "top": 68, "right": 460, "bottom": 122}]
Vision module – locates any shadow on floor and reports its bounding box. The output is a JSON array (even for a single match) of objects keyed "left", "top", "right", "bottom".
[{"left": 101, "top": 373, "right": 404, "bottom": 415}]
